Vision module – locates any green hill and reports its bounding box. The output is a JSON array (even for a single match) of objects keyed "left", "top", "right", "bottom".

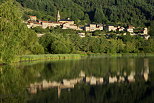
[{"left": 16, "top": 0, "right": 154, "bottom": 26}]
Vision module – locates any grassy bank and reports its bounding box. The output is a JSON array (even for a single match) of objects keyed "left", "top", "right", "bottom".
[
  {"left": 10, "top": 53, "right": 154, "bottom": 63},
  {"left": 1, "top": 53, "right": 154, "bottom": 65},
  {"left": 6, "top": 54, "right": 82, "bottom": 64}
]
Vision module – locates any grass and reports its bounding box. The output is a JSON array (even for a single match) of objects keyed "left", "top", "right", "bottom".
[
  {"left": 1, "top": 53, "right": 154, "bottom": 65},
  {"left": 18, "top": 54, "right": 82, "bottom": 62}
]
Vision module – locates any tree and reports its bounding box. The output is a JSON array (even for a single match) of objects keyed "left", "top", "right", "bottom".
[
  {"left": 125, "top": 40, "right": 138, "bottom": 53},
  {"left": 0, "top": 0, "right": 44, "bottom": 63},
  {"left": 94, "top": 8, "right": 108, "bottom": 23},
  {"left": 149, "top": 21, "right": 154, "bottom": 38},
  {"left": 39, "top": 33, "right": 74, "bottom": 54}
]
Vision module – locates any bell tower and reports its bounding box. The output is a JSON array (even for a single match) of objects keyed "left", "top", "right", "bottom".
[{"left": 57, "top": 10, "right": 60, "bottom": 22}]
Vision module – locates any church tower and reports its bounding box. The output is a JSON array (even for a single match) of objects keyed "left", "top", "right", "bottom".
[{"left": 57, "top": 10, "right": 60, "bottom": 22}]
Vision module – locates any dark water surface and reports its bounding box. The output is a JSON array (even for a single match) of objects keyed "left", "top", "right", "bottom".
[{"left": 1, "top": 56, "right": 154, "bottom": 103}]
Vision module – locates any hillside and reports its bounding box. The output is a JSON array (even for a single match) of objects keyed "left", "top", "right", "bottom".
[{"left": 17, "top": 0, "right": 154, "bottom": 26}]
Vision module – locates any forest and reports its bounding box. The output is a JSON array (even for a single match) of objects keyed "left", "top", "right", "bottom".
[{"left": 16, "top": 0, "right": 154, "bottom": 26}]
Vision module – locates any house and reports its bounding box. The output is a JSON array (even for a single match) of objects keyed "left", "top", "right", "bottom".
[
  {"left": 29, "top": 16, "right": 37, "bottom": 21},
  {"left": 59, "top": 18, "right": 75, "bottom": 24},
  {"left": 105, "top": 25, "right": 118, "bottom": 31},
  {"left": 96, "top": 24, "right": 103, "bottom": 31},
  {"left": 84, "top": 24, "right": 103, "bottom": 32},
  {"left": 117, "top": 26, "right": 125, "bottom": 31},
  {"left": 62, "top": 23, "right": 77, "bottom": 29},
  {"left": 27, "top": 21, "right": 41, "bottom": 28},
  {"left": 127, "top": 25, "right": 135, "bottom": 33},
  {"left": 143, "top": 28, "right": 148, "bottom": 35},
  {"left": 62, "top": 23, "right": 83, "bottom": 30},
  {"left": 51, "top": 22, "right": 63, "bottom": 27},
  {"left": 41, "top": 21, "right": 51, "bottom": 29},
  {"left": 105, "top": 25, "right": 125, "bottom": 32},
  {"left": 41, "top": 21, "right": 62, "bottom": 29}
]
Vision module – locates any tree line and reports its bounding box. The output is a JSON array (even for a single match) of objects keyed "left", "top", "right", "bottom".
[{"left": 38, "top": 28, "right": 154, "bottom": 54}]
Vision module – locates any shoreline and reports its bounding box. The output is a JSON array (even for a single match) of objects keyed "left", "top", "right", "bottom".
[{"left": 1, "top": 53, "right": 154, "bottom": 65}]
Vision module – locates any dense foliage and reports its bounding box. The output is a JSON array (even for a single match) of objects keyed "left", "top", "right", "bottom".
[
  {"left": 17, "top": 0, "right": 154, "bottom": 26},
  {"left": 149, "top": 21, "right": 154, "bottom": 37},
  {"left": 0, "top": 0, "right": 44, "bottom": 63},
  {"left": 38, "top": 28, "right": 154, "bottom": 54}
]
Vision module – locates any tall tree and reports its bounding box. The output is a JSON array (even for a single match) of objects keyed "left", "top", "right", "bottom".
[
  {"left": 0, "top": 0, "right": 44, "bottom": 63},
  {"left": 94, "top": 8, "right": 108, "bottom": 23}
]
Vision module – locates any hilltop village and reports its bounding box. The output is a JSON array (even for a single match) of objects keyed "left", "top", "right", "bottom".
[{"left": 26, "top": 11, "right": 150, "bottom": 39}]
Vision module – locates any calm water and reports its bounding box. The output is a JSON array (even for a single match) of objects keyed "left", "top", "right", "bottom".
[{"left": 1, "top": 56, "right": 154, "bottom": 103}]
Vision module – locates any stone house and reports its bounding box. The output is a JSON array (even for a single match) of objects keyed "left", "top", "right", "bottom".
[
  {"left": 41, "top": 21, "right": 62, "bottom": 29},
  {"left": 59, "top": 18, "right": 75, "bottom": 24},
  {"left": 143, "top": 28, "right": 148, "bottom": 35},
  {"left": 127, "top": 25, "right": 135, "bottom": 33},
  {"left": 117, "top": 26, "right": 125, "bottom": 31},
  {"left": 27, "top": 21, "right": 41, "bottom": 28},
  {"left": 62, "top": 23, "right": 83, "bottom": 30},
  {"left": 105, "top": 25, "right": 118, "bottom": 31},
  {"left": 62, "top": 23, "right": 77, "bottom": 29},
  {"left": 84, "top": 24, "right": 103, "bottom": 32},
  {"left": 29, "top": 16, "right": 37, "bottom": 21}
]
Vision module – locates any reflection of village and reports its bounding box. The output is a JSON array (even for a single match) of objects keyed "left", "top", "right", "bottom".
[
  {"left": 28, "top": 59, "right": 149, "bottom": 98},
  {"left": 26, "top": 11, "right": 150, "bottom": 39}
]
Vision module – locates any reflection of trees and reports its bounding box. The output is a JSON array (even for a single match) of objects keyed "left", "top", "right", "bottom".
[
  {"left": 30, "top": 57, "right": 151, "bottom": 82},
  {"left": 0, "top": 66, "right": 27, "bottom": 103},
  {"left": 0, "top": 57, "right": 153, "bottom": 103},
  {"left": 0, "top": 63, "right": 45, "bottom": 103}
]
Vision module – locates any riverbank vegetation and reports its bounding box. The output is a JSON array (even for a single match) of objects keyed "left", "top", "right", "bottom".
[{"left": 17, "top": 54, "right": 82, "bottom": 63}]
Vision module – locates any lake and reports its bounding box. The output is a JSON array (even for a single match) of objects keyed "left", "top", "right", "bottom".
[{"left": 0, "top": 56, "right": 154, "bottom": 103}]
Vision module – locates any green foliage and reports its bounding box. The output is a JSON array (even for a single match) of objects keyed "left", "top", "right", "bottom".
[
  {"left": 94, "top": 8, "right": 108, "bottom": 23},
  {"left": 39, "top": 28, "right": 154, "bottom": 54},
  {"left": 0, "top": 0, "right": 44, "bottom": 63},
  {"left": 17, "top": 0, "right": 154, "bottom": 25},
  {"left": 149, "top": 21, "right": 154, "bottom": 37},
  {"left": 39, "top": 33, "right": 74, "bottom": 54},
  {"left": 32, "top": 27, "right": 50, "bottom": 33},
  {"left": 92, "top": 30, "right": 105, "bottom": 36},
  {"left": 0, "top": 66, "right": 28, "bottom": 103}
]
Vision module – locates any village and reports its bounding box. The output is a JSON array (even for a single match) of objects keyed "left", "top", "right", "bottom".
[{"left": 26, "top": 11, "right": 150, "bottom": 39}]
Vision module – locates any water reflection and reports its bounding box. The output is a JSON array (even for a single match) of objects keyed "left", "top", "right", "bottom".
[
  {"left": 28, "top": 65, "right": 149, "bottom": 97},
  {"left": 0, "top": 56, "right": 154, "bottom": 103}
]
